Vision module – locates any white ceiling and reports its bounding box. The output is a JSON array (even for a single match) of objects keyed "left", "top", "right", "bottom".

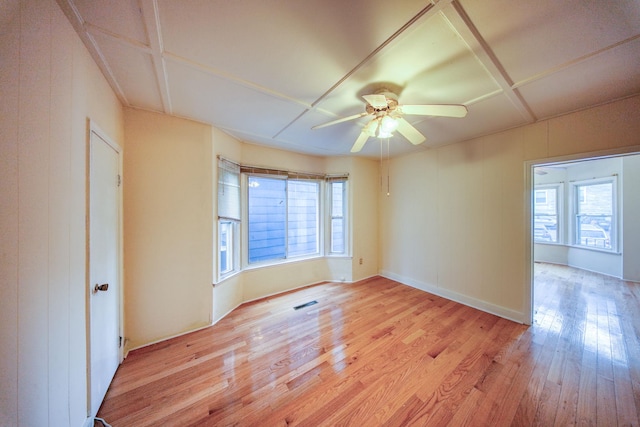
[{"left": 57, "top": 0, "right": 640, "bottom": 158}]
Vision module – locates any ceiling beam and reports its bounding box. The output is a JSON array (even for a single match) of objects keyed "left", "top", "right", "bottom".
[
  {"left": 309, "top": 0, "right": 456, "bottom": 110},
  {"left": 55, "top": 0, "right": 129, "bottom": 106},
  {"left": 277, "top": 0, "right": 457, "bottom": 139},
  {"left": 441, "top": 1, "right": 537, "bottom": 123},
  {"left": 139, "top": 0, "right": 172, "bottom": 114}
]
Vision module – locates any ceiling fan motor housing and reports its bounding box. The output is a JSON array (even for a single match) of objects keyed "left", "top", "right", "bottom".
[
  {"left": 314, "top": 84, "right": 466, "bottom": 152},
  {"left": 365, "top": 89, "right": 399, "bottom": 115}
]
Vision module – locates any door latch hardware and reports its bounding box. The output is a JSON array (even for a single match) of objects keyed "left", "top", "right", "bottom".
[{"left": 94, "top": 283, "right": 109, "bottom": 292}]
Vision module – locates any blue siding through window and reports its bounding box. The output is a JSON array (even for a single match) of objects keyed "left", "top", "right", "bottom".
[
  {"left": 247, "top": 176, "right": 319, "bottom": 263},
  {"left": 248, "top": 177, "right": 286, "bottom": 262},
  {"left": 287, "top": 181, "right": 319, "bottom": 257}
]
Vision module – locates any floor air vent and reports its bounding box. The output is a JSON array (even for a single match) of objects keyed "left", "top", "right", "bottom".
[{"left": 293, "top": 300, "right": 318, "bottom": 310}]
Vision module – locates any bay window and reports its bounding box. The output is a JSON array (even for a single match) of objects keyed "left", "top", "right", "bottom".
[{"left": 216, "top": 158, "right": 348, "bottom": 279}]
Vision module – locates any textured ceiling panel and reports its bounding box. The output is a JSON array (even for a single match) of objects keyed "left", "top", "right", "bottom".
[
  {"left": 158, "top": 0, "right": 427, "bottom": 104},
  {"left": 91, "top": 32, "right": 164, "bottom": 111},
  {"left": 166, "top": 59, "right": 307, "bottom": 138},
  {"left": 58, "top": 0, "right": 640, "bottom": 157},
  {"left": 517, "top": 37, "right": 640, "bottom": 119},
  {"left": 459, "top": 0, "right": 640, "bottom": 84},
  {"left": 72, "top": 0, "right": 148, "bottom": 44}
]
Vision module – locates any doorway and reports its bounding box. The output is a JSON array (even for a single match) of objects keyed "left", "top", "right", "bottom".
[
  {"left": 88, "top": 123, "right": 122, "bottom": 417},
  {"left": 527, "top": 149, "right": 640, "bottom": 324}
]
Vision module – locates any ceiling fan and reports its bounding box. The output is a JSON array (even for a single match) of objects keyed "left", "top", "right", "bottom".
[{"left": 312, "top": 89, "right": 468, "bottom": 152}]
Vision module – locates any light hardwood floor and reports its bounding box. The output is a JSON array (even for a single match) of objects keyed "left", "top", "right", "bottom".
[{"left": 97, "top": 263, "right": 640, "bottom": 426}]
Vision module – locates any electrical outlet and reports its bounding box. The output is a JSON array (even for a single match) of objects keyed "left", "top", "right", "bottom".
[{"left": 359, "top": 257, "right": 363, "bottom": 265}]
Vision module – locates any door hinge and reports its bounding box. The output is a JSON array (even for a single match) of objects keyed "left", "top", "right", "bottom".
[
  {"left": 119, "top": 336, "right": 123, "bottom": 348},
  {"left": 117, "top": 174, "right": 121, "bottom": 187}
]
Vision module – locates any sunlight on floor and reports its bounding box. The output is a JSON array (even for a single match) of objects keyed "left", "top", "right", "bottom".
[{"left": 534, "top": 262, "right": 629, "bottom": 365}]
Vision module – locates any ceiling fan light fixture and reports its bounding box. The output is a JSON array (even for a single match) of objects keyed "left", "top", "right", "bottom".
[
  {"left": 363, "top": 119, "right": 378, "bottom": 137},
  {"left": 312, "top": 86, "right": 467, "bottom": 152},
  {"left": 377, "top": 129, "right": 393, "bottom": 139},
  {"left": 378, "top": 115, "right": 398, "bottom": 138}
]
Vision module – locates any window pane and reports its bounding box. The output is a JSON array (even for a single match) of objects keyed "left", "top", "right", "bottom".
[
  {"left": 219, "top": 220, "right": 233, "bottom": 274},
  {"left": 218, "top": 159, "right": 240, "bottom": 278},
  {"left": 218, "top": 161, "right": 240, "bottom": 220},
  {"left": 534, "top": 187, "right": 558, "bottom": 243},
  {"left": 576, "top": 182, "right": 612, "bottom": 249},
  {"left": 331, "top": 182, "right": 344, "bottom": 216},
  {"left": 330, "top": 181, "right": 346, "bottom": 254},
  {"left": 248, "top": 176, "right": 286, "bottom": 263},
  {"left": 287, "top": 180, "right": 319, "bottom": 257},
  {"left": 331, "top": 218, "right": 344, "bottom": 253}
]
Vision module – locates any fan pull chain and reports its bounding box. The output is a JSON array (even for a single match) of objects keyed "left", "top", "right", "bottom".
[
  {"left": 380, "top": 137, "right": 384, "bottom": 192},
  {"left": 386, "top": 138, "right": 390, "bottom": 196},
  {"left": 379, "top": 137, "right": 391, "bottom": 196}
]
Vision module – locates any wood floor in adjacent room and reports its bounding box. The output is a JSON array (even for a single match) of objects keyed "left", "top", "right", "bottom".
[{"left": 97, "top": 263, "right": 640, "bottom": 426}]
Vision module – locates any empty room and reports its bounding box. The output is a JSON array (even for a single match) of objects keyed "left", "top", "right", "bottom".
[{"left": 2, "top": 1, "right": 640, "bottom": 426}]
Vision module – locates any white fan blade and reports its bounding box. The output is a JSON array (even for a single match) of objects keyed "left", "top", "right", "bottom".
[
  {"left": 362, "top": 94, "right": 387, "bottom": 109},
  {"left": 312, "top": 112, "right": 369, "bottom": 130},
  {"left": 401, "top": 104, "right": 467, "bottom": 118},
  {"left": 396, "top": 118, "right": 426, "bottom": 145},
  {"left": 350, "top": 132, "right": 369, "bottom": 153}
]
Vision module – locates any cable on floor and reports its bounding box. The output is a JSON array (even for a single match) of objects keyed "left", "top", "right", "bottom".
[{"left": 94, "top": 417, "right": 112, "bottom": 427}]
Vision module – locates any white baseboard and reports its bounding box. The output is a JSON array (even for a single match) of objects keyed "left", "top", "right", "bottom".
[
  {"left": 379, "top": 270, "right": 526, "bottom": 324},
  {"left": 242, "top": 279, "right": 334, "bottom": 304},
  {"left": 126, "top": 322, "right": 216, "bottom": 353},
  {"left": 212, "top": 302, "right": 242, "bottom": 326}
]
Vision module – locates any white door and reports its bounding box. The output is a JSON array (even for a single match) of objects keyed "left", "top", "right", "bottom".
[{"left": 89, "top": 129, "right": 121, "bottom": 416}]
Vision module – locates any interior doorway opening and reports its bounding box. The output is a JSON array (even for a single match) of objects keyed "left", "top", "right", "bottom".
[{"left": 527, "top": 149, "right": 640, "bottom": 324}]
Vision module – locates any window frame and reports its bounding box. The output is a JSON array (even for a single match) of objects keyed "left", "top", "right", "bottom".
[{"left": 570, "top": 176, "right": 618, "bottom": 252}]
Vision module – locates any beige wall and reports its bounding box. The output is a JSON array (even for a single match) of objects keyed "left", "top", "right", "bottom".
[
  {"left": 0, "top": 1, "right": 124, "bottom": 425},
  {"left": 350, "top": 158, "right": 380, "bottom": 280},
  {"left": 123, "top": 118, "right": 377, "bottom": 337},
  {"left": 380, "top": 95, "right": 640, "bottom": 322},
  {"left": 123, "top": 108, "right": 213, "bottom": 349}
]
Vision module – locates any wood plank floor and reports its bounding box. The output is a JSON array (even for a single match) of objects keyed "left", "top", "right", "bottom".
[{"left": 97, "top": 263, "right": 640, "bottom": 426}]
